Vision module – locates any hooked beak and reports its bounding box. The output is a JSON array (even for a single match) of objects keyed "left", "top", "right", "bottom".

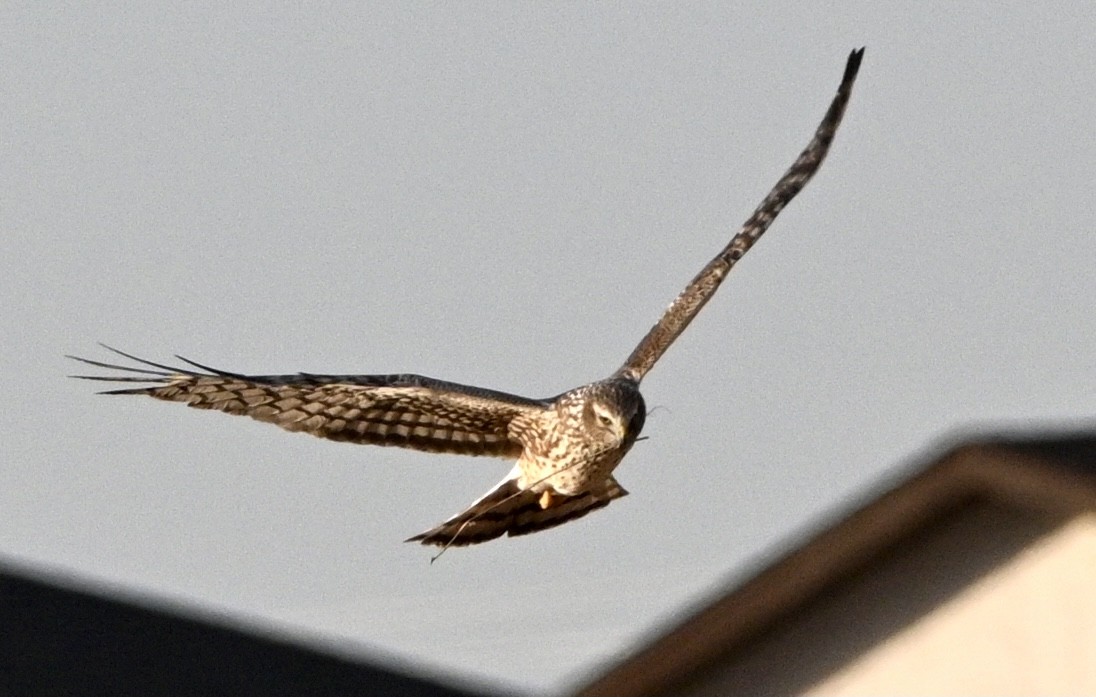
[{"left": 615, "top": 419, "right": 629, "bottom": 443}]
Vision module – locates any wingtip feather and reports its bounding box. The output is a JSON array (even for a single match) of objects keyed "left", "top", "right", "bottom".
[{"left": 843, "top": 47, "right": 865, "bottom": 86}]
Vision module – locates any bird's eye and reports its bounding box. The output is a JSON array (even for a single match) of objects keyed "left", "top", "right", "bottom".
[{"left": 598, "top": 413, "right": 613, "bottom": 427}]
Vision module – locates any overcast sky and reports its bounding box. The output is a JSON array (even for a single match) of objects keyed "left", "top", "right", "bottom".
[{"left": 3, "top": 2, "right": 1095, "bottom": 694}]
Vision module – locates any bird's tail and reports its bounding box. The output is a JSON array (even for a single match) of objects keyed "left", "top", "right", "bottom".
[{"left": 406, "top": 468, "right": 628, "bottom": 548}]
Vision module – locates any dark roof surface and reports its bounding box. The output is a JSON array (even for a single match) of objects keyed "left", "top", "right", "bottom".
[{"left": 1, "top": 561, "right": 496, "bottom": 697}]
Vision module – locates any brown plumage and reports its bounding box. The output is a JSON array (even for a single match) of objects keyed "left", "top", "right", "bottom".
[{"left": 70, "top": 49, "right": 864, "bottom": 549}]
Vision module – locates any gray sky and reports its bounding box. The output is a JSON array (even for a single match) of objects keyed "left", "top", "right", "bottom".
[{"left": 3, "top": 2, "right": 1095, "bottom": 694}]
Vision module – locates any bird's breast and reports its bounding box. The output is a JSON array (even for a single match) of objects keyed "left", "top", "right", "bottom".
[{"left": 518, "top": 442, "right": 627, "bottom": 496}]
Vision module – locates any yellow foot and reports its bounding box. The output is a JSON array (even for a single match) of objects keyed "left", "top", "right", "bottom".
[{"left": 539, "top": 490, "right": 557, "bottom": 510}]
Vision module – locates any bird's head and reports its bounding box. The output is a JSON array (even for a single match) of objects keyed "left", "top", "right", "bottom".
[{"left": 578, "top": 380, "right": 646, "bottom": 449}]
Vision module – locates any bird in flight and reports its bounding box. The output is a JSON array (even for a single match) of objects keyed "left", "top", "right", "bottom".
[{"left": 71, "top": 49, "right": 863, "bottom": 552}]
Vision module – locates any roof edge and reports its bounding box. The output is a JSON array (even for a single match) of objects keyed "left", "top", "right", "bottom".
[{"left": 575, "top": 426, "right": 1096, "bottom": 697}]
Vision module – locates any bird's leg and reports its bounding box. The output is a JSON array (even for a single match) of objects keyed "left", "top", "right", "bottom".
[{"left": 539, "top": 490, "right": 559, "bottom": 509}]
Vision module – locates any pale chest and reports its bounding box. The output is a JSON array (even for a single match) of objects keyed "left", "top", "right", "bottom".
[{"left": 509, "top": 411, "right": 625, "bottom": 495}]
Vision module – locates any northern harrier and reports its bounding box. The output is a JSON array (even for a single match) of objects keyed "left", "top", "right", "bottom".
[{"left": 71, "top": 50, "right": 864, "bottom": 549}]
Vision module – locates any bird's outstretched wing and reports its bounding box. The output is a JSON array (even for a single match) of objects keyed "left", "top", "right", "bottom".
[
  {"left": 617, "top": 48, "right": 864, "bottom": 382},
  {"left": 68, "top": 346, "right": 548, "bottom": 458},
  {"left": 406, "top": 467, "right": 628, "bottom": 547}
]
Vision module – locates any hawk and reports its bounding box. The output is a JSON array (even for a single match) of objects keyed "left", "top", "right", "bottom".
[{"left": 71, "top": 50, "right": 864, "bottom": 549}]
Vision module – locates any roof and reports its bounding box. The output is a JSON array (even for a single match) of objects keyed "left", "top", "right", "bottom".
[
  {"left": 0, "top": 560, "right": 496, "bottom": 697},
  {"left": 575, "top": 427, "right": 1096, "bottom": 697}
]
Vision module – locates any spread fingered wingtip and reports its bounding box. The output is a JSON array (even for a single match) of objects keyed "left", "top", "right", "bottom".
[{"left": 66, "top": 345, "right": 192, "bottom": 393}]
